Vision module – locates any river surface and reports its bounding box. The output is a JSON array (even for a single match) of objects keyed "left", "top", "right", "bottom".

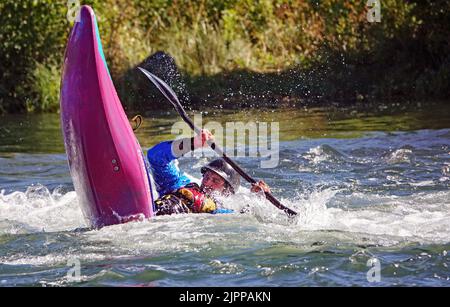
[{"left": 0, "top": 102, "right": 449, "bottom": 286}]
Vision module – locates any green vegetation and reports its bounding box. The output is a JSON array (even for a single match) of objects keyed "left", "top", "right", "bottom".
[
  {"left": 27, "top": 61, "right": 61, "bottom": 112},
  {"left": 0, "top": 0, "right": 449, "bottom": 114}
]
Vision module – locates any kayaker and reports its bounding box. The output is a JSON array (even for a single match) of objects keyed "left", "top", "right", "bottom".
[{"left": 147, "top": 129, "right": 270, "bottom": 215}]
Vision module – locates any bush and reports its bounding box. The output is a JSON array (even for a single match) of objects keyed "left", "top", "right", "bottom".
[
  {"left": 0, "top": 0, "right": 449, "bottom": 113},
  {"left": 0, "top": 0, "right": 68, "bottom": 113},
  {"left": 27, "top": 61, "right": 61, "bottom": 113}
]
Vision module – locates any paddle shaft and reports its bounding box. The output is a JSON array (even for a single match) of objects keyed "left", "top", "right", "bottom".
[
  {"left": 179, "top": 108, "right": 297, "bottom": 216},
  {"left": 138, "top": 67, "right": 298, "bottom": 217}
]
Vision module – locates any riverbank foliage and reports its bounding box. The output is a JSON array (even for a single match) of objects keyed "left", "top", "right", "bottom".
[{"left": 0, "top": 0, "right": 449, "bottom": 113}]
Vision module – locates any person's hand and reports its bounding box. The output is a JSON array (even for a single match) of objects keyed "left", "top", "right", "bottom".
[
  {"left": 251, "top": 180, "right": 271, "bottom": 194},
  {"left": 193, "top": 129, "right": 214, "bottom": 149}
]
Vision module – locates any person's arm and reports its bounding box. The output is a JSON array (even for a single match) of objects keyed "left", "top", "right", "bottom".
[
  {"left": 171, "top": 129, "right": 214, "bottom": 158},
  {"left": 250, "top": 181, "right": 271, "bottom": 194},
  {"left": 147, "top": 141, "right": 191, "bottom": 196},
  {"left": 147, "top": 130, "right": 214, "bottom": 195}
]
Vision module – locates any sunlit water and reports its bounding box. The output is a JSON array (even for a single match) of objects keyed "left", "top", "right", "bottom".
[{"left": 0, "top": 104, "right": 449, "bottom": 286}]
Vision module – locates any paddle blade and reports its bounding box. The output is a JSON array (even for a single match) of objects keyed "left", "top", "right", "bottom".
[
  {"left": 138, "top": 67, "right": 181, "bottom": 107},
  {"left": 138, "top": 66, "right": 199, "bottom": 132}
]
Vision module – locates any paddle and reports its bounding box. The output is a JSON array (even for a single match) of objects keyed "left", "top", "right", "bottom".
[{"left": 138, "top": 67, "right": 298, "bottom": 217}]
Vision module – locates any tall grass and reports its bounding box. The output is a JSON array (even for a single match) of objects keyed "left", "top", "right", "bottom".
[{"left": 1, "top": 0, "right": 449, "bottom": 113}]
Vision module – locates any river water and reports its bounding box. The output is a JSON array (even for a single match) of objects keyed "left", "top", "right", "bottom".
[{"left": 0, "top": 102, "right": 449, "bottom": 286}]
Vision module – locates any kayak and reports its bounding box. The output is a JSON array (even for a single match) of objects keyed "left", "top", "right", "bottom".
[{"left": 60, "top": 5, "right": 155, "bottom": 228}]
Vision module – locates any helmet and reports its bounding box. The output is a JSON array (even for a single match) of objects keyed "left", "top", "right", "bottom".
[{"left": 201, "top": 158, "right": 240, "bottom": 193}]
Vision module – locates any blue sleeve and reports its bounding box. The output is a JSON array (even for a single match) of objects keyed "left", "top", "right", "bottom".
[
  {"left": 211, "top": 208, "right": 234, "bottom": 214},
  {"left": 147, "top": 141, "right": 192, "bottom": 196}
]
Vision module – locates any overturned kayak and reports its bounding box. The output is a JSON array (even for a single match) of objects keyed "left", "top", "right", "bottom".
[{"left": 60, "top": 5, "right": 155, "bottom": 228}]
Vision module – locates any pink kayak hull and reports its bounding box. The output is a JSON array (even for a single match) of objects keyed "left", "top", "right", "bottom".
[{"left": 60, "top": 5, "right": 154, "bottom": 228}]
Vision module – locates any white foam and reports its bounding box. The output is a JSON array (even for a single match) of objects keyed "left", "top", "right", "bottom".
[
  {"left": 1, "top": 184, "right": 449, "bottom": 257},
  {"left": 299, "top": 190, "right": 450, "bottom": 244},
  {"left": 383, "top": 148, "right": 414, "bottom": 164},
  {"left": 0, "top": 184, "right": 86, "bottom": 233}
]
